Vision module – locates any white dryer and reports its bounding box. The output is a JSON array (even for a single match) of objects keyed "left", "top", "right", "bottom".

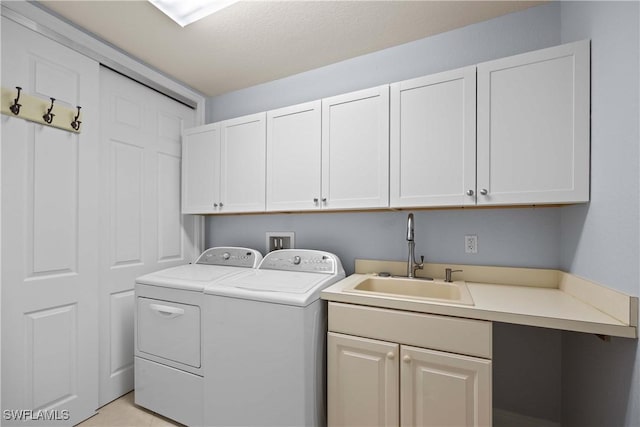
[
  {"left": 203, "top": 249, "right": 345, "bottom": 427},
  {"left": 134, "top": 247, "right": 262, "bottom": 426}
]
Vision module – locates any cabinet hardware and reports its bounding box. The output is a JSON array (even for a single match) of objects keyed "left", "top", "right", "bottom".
[
  {"left": 480, "top": 189, "right": 488, "bottom": 196},
  {"left": 466, "top": 189, "right": 474, "bottom": 196},
  {"left": 403, "top": 355, "right": 411, "bottom": 363},
  {"left": 386, "top": 352, "right": 395, "bottom": 360}
]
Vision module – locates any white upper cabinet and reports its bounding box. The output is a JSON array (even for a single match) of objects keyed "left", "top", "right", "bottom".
[
  {"left": 477, "top": 40, "right": 590, "bottom": 205},
  {"left": 182, "top": 123, "right": 220, "bottom": 214},
  {"left": 390, "top": 66, "right": 477, "bottom": 207},
  {"left": 219, "top": 112, "right": 267, "bottom": 213},
  {"left": 182, "top": 40, "right": 590, "bottom": 214},
  {"left": 322, "top": 86, "right": 390, "bottom": 210},
  {"left": 266, "top": 101, "right": 322, "bottom": 211},
  {"left": 182, "top": 112, "right": 266, "bottom": 214}
]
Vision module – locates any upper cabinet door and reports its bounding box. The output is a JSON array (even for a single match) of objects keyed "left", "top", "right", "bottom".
[
  {"left": 390, "top": 66, "right": 477, "bottom": 208},
  {"left": 182, "top": 124, "right": 220, "bottom": 214},
  {"left": 477, "top": 40, "right": 590, "bottom": 205},
  {"left": 219, "top": 112, "right": 267, "bottom": 213},
  {"left": 266, "top": 101, "right": 322, "bottom": 211},
  {"left": 322, "top": 86, "right": 390, "bottom": 210}
]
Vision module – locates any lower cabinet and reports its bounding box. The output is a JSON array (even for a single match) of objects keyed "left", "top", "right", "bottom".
[{"left": 327, "top": 303, "right": 492, "bottom": 427}]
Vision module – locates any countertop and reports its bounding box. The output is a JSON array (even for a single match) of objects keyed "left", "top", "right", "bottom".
[{"left": 320, "top": 261, "right": 638, "bottom": 339}]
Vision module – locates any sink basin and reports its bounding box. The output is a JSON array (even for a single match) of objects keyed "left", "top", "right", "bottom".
[{"left": 346, "top": 276, "right": 474, "bottom": 306}]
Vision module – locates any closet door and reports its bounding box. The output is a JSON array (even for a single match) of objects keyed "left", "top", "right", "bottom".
[
  {"left": 98, "top": 68, "right": 197, "bottom": 405},
  {"left": 1, "top": 17, "right": 100, "bottom": 425}
]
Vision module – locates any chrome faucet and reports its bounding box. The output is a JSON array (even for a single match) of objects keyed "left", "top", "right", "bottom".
[{"left": 406, "top": 213, "right": 424, "bottom": 278}]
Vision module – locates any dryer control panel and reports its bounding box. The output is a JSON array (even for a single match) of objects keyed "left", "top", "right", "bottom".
[
  {"left": 259, "top": 249, "right": 345, "bottom": 275},
  {"left": 195, "top": 247, "right": 263, "bottom": 268}
]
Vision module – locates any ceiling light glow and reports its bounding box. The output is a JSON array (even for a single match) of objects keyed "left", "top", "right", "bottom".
[{"left": 148, "top": 0, "right": 239, "bottom": 27}]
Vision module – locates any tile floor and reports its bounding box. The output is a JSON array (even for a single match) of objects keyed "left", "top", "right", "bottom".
[{"left": 76, "top": 392, "right": 183, "bottom": 427}]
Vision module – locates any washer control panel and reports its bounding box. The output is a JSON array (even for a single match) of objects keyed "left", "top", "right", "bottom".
[
  {"left": 195, "top": 247, "right": 263, "bottom": 268},
  {"left": 259, "top": 249, "right": 344, "bottom": 275}
]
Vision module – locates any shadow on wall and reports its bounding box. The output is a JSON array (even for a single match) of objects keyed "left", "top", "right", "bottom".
[
  {"left": 559, "top": 204, "right": 589, "bottom": 271},
  {"left": 562, "top": 331, "right": 639, "bottom": 426}
]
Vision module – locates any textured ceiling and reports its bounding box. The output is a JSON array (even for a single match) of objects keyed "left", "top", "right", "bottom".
[{"left": 38, "top": 1, "right": 545, "bottom": 97}]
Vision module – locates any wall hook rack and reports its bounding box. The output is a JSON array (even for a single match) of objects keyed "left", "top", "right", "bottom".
[
  {"left": 9, "top": 86, "right": 22, "bottom": 115},
  {"left": 42, "top": 97, "right": 56, "bottom": 124},
  {"left": 71, "top": 106, "right": 82, "bottom": 131},
  {"left": 1, "top": 87, "right": 82, "bottom": 133}
]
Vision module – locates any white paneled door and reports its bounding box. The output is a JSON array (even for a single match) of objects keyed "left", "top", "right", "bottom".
[
  {"left": 98, "top": 68, "right": 197, "bottom": 405},
  {"left": 1, "top": 18, "right": 100, "bottom": 425}
]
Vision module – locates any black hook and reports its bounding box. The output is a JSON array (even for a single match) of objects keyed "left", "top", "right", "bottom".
[
  {"left": 71, "top": 106, "right": 82, "bottom": 131},
  {"left": 42, "top": 97, "right": 56, "bottom": 124},
  {"left": 9, "top": 86, "right": 22, "bottom": 115}
]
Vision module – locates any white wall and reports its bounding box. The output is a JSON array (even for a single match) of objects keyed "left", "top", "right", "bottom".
[{"left": 559, "top": 2, "right": 640, "bottom": 426}]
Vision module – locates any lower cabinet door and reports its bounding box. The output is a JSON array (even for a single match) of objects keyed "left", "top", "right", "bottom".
[
  {"left": 400, "top": 345, "right": 492, "bottom": 427},
  {"left": 328, "top": 332, "right": 399, "bottom": 427}
]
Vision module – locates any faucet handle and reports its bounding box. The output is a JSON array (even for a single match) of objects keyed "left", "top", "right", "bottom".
[{"left": 445, "top": 268, "right": 463, "bottom": 283}]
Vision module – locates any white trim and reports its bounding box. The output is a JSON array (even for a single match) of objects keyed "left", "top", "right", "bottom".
[{"left": 1, "top": 2, "right": 206, "bottom": 125}]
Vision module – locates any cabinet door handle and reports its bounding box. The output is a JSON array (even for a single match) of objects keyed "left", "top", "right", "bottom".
[
  {"left": 313, "top": 198, "right": 319, "bottom": 204},
  {"left": 403, "top": 355, "right": 411, "bottom": 363},
  {"left": 386, "top": 352, "right": 395, "bottom": 360},
  {"left": 480, "top": 189, "right": 488, "bottom": 196},
  {"left": 219, "top": 202, "right": 224, "bottom": 208},
  {"left": 214, "top": 203, "right": 218, "bottom": 208},
  {"left": 322, "top": 198, "right": 327, "bottom": 203},
  {"left": 466, "top": 189, "right": 474, "bottom": 196}
]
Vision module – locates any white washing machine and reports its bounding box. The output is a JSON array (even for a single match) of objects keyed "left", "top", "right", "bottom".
[
  {"left": 134, "top": 247, "right": 262, "bottom": 426},
  {"left": 203, "top": 249, "right": 345, "bottom": 427}
]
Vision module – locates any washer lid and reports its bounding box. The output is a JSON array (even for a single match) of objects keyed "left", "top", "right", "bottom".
[
  {"left": 135, "top": 247, "right": 263, "bottom": 291},
  {"left": 205, "top": 269, "right": 346, "bottom": 306},
  {"left": 136, "top": 264, "right": 251, "bottom": 291}
]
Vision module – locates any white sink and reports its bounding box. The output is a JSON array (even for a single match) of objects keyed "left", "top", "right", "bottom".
[{"left": 345, "top": 276, "right": 474, "bottom": 306}]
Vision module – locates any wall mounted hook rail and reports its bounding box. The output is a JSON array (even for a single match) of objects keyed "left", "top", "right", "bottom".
[
  {"left": 1, "top": 87, "right": 82, "bottom": 133},
  {"left": 42, "top": 97, "right": 56, "bottom": 124},
  {"left": 9, "top": 86, "right": 22, "bottom": 115},
  {"left": 71, "top": 106, "right": 82, "bottom": 131}
]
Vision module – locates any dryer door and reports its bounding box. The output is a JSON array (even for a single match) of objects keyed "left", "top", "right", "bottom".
[{"left": 137, "top": 297, "right": 201, "bottom": 368}]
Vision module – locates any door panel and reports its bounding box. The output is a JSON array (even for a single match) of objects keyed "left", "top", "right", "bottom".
[
  {"left": 322, "top": 86, "right": 389, "bottom": 209},
  {"left": 109, "top": 140, "right": 144, "bottom": 267},
  {"left": 220, "top": 112, "right": 266, "bottom": 213},
  {"left": 30, "top": 127, "right": 79, "bottom": 276},
  {"left": 266, "top": 101, "right": 322, "bottom": 211},
  {"left": 2, "top": 17, "right": 99, "bottom": 426},
  {"left": 391, "top": 66, "right": 476, "bottom": 207},
  {"left": 328, "top": 332, "right": 399, "bottom": 427},
  {"left": 99, "top": 68, "right": 197, "bottom": 405},
  {"left": 400, "top": 346, "right": 492, "bottom": 427}
]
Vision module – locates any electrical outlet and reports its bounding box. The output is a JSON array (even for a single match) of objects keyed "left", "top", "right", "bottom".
[
  {"left": 465, "top": 235, "right": 478, "bottom": 254},
  {"left": 266, "top": 231, "right": 295, "bottom": 252}
]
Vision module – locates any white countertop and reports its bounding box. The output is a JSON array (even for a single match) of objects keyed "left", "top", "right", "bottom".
[{"left": 321, "top": 270, "right": 638, "bottom": 338}]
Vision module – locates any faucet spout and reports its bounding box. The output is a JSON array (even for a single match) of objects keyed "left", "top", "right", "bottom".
[
  {"left": 407, "top": 213, "right": 415, "bottom": 241},
  {"left": 406, "top": 213, "right": 424, "bottom": 278}
]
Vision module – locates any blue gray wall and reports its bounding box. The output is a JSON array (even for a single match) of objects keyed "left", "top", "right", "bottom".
[
  {"left": 205, "top": 2, "right": 640, "bottom": 424},
  {"left": 559, "top": 2, "right": 640, "bottom": 427}
]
